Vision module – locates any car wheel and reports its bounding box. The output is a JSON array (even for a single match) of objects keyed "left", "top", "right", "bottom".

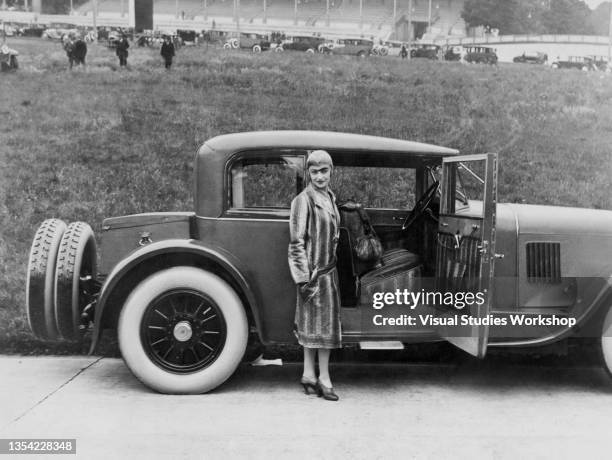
[
  {"left": 118, "top": 267, "right": 248, "bottom": 394},
  {"left": 306, "top": 48, "right": 315, "bottom": 54},
  {"left": 379, "top": 47, "right": 388, "bottom": 56},
  {"left": 26, "top": 219, "right": 67, "bottom": 340},
  {"left": 54, "top": 222, "right": 97, "bottom": 341},
  {"left": 274, "top": 46, "right": 283, "bottom": 52},
  {"left": 231, "top": 38, "right": 239, "bottom": 49},
  {"left": 551, "top": 63, "right": 559, "bottom": 69},
  {"left": 357, "top": 50, "right": 366, "bottom": 58},
  {"left": 252, "top": 44, "right": 261, "bottom": 53},
  {"left": 581, "top": 66, "right": 589, "bottom": 72},
  {"left": 223, "top": 43, "right": 231, "bottom": 50}
]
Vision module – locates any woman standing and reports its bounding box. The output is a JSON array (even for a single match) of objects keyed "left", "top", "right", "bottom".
[{"left": 288, "top": 150, "right": 341, "bottom": 401}]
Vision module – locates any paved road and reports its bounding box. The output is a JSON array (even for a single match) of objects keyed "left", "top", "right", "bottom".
[{"left": 1, "top": 356, "right": 612, "bottom": 459}]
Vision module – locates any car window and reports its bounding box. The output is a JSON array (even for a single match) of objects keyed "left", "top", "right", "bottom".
[
  {"left": 331, "top": 166, "right": 415, "bottom": 209},
  {"left": 230, "top": 155, "right": 304, "bottom": 210}
]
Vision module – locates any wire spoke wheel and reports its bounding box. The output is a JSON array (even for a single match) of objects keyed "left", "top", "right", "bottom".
[{"left": 141, "top": 289, "right": 227, "bottom": 373}]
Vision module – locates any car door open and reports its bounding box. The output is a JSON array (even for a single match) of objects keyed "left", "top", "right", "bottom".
[{"left": 435, "top": 153, "right": 498, "bottom": 358}]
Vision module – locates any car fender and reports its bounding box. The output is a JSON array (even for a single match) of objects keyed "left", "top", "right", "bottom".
[{"left": 88, "top": 239, "right": 262, "bottom": 354}]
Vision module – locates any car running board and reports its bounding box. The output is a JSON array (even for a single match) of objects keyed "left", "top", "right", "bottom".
[{"left": 359, "top": 341, "right": 405, "bottom": 350}]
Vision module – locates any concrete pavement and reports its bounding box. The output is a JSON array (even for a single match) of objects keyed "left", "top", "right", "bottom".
[{"left": 1, "top": 356, "right": 612, "bottom": 459}]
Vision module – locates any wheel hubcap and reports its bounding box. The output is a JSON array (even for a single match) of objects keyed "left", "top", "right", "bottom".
[{"left": 173, "top": 321, "right": 193, "bottom": 342}]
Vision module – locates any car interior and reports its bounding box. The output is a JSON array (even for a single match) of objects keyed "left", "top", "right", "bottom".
[{"left": 329, "top": 152, "right": 442, "bottom": 308}]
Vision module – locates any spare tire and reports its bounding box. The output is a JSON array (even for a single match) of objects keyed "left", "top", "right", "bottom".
[
  {"left": 26, "top": 219, "right": 67, "bottom": 340},
  {"left": 54, "top": 222, "right": 97, "bottom": 341}
]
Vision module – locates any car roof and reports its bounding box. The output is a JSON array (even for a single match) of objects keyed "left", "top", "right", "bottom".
[{"left": 202, "top": 131, "right": 459, "bottom": 157}]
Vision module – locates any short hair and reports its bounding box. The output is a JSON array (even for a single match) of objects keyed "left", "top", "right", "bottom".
[{"left": 306, "top": 150, "right": 333, "bottom": 169}]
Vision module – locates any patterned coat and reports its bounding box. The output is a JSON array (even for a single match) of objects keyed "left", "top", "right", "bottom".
[{"left": 288, "top": 184, "right": 341, "bottom": 349}]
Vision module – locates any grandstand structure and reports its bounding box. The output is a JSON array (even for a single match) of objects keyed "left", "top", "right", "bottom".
[
  {"left": 0, "top": 0, "right": 466, "bottom": 40},
  {"left": 69, "top": 0, "right": 466, "bottom": 40}
]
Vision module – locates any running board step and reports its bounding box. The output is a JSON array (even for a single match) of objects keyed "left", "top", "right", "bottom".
[{"left": 359, "top": 341, "right": 405, "bottom": 350}]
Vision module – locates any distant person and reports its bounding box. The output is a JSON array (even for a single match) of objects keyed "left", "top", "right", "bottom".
[
  {"left": 161, "top": 35, "right": 175, "bottom": 69},
  {"left": 400, "top": 44, "right": 407, "bottom": 59},
  {"left": 63, "top": 34, "right": 87, "bottom": 69},
  {"left": 116, "top": 34, "right": 129, "bottom": 67}
]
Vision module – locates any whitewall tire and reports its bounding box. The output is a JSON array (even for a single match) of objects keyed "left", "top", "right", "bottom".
[{"left": 118, "top": 267, "right": 248, "bottom": 394}]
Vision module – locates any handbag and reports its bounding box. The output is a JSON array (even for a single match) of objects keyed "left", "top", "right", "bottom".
[
  {"left": 338, "top": 201, "right": 383, "bottom": 263},
  {"left": 354, "top": 207, "right": 383, "bottom": 262}
]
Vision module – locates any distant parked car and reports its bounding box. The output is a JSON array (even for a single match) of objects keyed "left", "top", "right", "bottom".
[
  {"left": 276, "top": 35, "right": 326, "bottom": 53},
  {"left": 224, "top": 32, "right": 271, "bottom": 53},
  {"left": 322, "top": 38, "right": 373, "bottom": 57},
  {"left": 410, "top": 43, "right": 440, "bottom": 59},
  {"left": 177, "top": 29, "right": 198, "bottom": 45},
  {"left": 588, "top": 55, "right": 612, "bottom": 72},
  {"left": 464, "top": 46, "right": 498, "bottom": 64},
  {"left": 377, "top": 40, "right": 404, "bottom": 57},
  {"left": 551, "top": 56, "right": 598, "bottom": 71},
  {"left": 444, "top": 45, "right": 462, "bottom": 61},
  {"left": 513, "top": 51, "right": 548, "bottom": 64}
]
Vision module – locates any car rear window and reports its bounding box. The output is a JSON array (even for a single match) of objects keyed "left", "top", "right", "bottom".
[{"left": 230, "top": 155, "right": 304, "bottom": 210}]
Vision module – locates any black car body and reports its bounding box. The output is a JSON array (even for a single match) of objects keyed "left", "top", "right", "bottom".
[
  {"left": 465, "top": 46, "right": 498, "bottom": 64},
  {"left": 278, "top": 35, "right": 326, "bottom": 53},
  {"left": 513, "top": 51, "right": 548, "bottom": 64},
  {"left": 410, "top": 44, "right": 440, "bottom": 59}
]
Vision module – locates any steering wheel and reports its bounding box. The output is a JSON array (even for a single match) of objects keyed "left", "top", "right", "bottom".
[{"left": 402, "top": 181, "right": 439, "bottom": 230}]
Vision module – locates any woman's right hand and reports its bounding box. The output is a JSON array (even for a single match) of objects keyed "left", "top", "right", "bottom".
[{"left": 298, "top": 282, "right": 317, "bottom": 303}]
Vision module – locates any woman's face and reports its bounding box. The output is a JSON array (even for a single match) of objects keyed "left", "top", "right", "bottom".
[{"left": 308, "top": 165, "right": 331, "bottom": 191}]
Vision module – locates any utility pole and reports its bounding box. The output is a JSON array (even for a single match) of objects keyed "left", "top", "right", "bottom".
[
  {"left": 326, "top": 0, "right": 329, "bottom": 27},
  {"left": 294, "top": 0, "right": 297, "bottom": 26},
  {"left": 407, "top": 0, "right": 412, "bottom": 59},
  {"left": 609, "top": 1, "right": 612, "bottom": 61},
  {"left": 92, "top": 0, "right": 97, "bottom": 36},
  {"left": 428, "top": 0, "right": 431, "bottom": 31},
  {"left": 359, "top": 0, "right": 363, "bottom": 29},
  {"left": 263, "top": 0, "right": 266, "bottom": 24}
]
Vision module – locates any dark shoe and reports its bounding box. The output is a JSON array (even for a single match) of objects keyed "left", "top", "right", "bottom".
[
  {"left": 316, "top": 379, "right": 339, "bottom": 401},
  {"left": 300, "top": 376, "right": 317, "bottom": 395}
]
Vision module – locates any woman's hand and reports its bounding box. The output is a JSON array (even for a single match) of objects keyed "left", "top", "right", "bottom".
[{"left": 298, "top": 282, "right": 317, "bottom": 303}]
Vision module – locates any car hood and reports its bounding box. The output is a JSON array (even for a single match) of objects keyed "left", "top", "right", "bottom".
[{"left": 506, "top": 203, "right": 612, "bottom": 236}]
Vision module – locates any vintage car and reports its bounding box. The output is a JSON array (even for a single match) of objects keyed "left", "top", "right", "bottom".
[
  {"left": 551, "top": 56, "right": 598, "bottom": 71},
  {"left": 224, "top": 32, "right": 271, "bottom": 53},
  {"left": 410, "top": 43, "right": 440, "bottom": 59},
  {"left": 26, "top": 131, "right": 612, "bottom": 394},
  {"left": 587, "top": 55, "right": 612, "bottom": 72},
  {"left": 375, "top": 40, "right": 404, "bottom": 57},
  {"left": 321, "top": 38, "right": 374, "bottom": 57},
  {"left": 513, "top": 51, "right": 548, "bottom": 64},
  {"left": 464, "top": 46, "right": 498, "bottom": 64},
  {"left": 443, "top": 45, "right": 462, "bottom": 61},
  {"left": 275, "top": 35, "right": 326, "bottom": 53}
]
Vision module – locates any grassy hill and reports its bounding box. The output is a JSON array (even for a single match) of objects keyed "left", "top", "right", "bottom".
[{"left": 1, "top": 37, "right": 611, "bottom": 354}]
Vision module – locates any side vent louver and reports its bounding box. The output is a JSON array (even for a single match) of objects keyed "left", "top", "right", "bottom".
[{"left": 526, "top": 242, "right": 561, "bottom": 284}]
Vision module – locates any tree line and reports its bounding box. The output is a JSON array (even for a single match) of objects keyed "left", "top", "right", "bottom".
[{"left": 462, "top": 0, "right": 611, "bottom": 36}]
